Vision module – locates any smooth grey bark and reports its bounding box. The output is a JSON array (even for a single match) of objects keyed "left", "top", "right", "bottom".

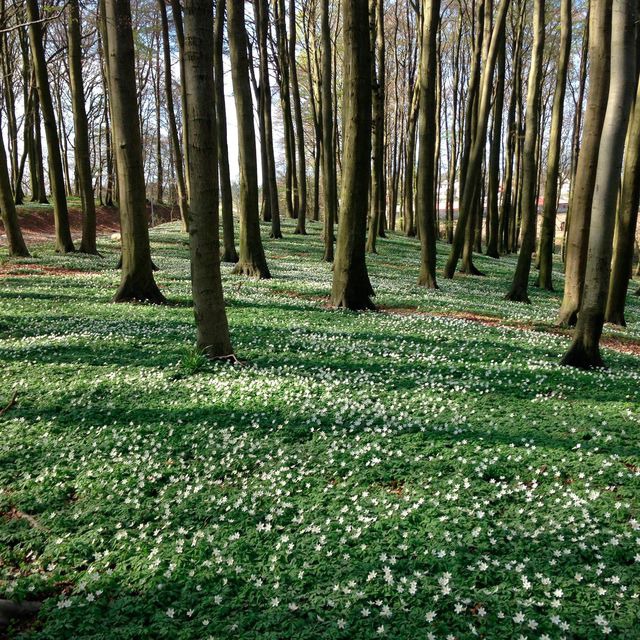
[
  {"left": 158, "top": 0, "right": 189, "bottom": 233},
  {"left": 102, "top": 0, "right": 165, "bottom": 303},
  {"left": 228, "top": 0, "right": 271, "bottom": 279},
  {"left": 68, "top": 0, "right": 98, "bottom": 255},
  {"left": 25, "top": 0, "right": 74, "bottom": 252},
  {"left": 416, "top": 0, "right": 442, "bottom": 288},
  {"left": 290, "top": 0, "right": 308, "bottom": 234},
  {"left": 444, "top": 0, "right": 511, "bottom": 278},
  {"left": 505, "top": 0, "right": 545, "bottom": 302},
  {"left": 320, "top": 0, "right": 336, "bottom": 261},
  {"left": 563, "top": 0, "right": 636, "bottom": 368},
  {"left": 213, "top": 0, "right": 239, "bottom": 262},
  {"left": 0, "top": 133, "right": 30, "bottom": 257},
  {"left": 182, "top": 0, "right": 233, "bottom": 357},
  {"left": 331, "top": 0, "right": 374, "bottom": 310},
  {"left": 558, "top": 2, "right": 611, "bottom": 326},
  {"left": 537, "top": 0, "right": 571, "bottom": 290}
]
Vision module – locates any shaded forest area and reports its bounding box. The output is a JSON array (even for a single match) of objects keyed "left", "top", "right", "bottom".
[{"left": 1, "top": 0, "right": 640, "bottom": 638}]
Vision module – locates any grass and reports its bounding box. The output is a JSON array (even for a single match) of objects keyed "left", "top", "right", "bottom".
[{"left": 1, "top": 218, "right": 639, "bottom": 639}]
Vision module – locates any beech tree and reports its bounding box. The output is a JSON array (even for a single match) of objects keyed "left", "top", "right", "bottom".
[
  {"left": 158, "top": 0, "right": 189, "bottom": 233},
  {"left": 415, "top": 0, "right": 441, "bottom": 288},
  {"left": 444, "top": 0, "right": 510, "bottom": 279},
  {"left": 320, "top": 0, "right": 336, "bottom": 262},
  {"left": 67, "top": 0, "right": 98, "bottom": 255},
  {"left": 505, "top": 0, "right": 545, "bottom": 303},
  {"left": 228, "top": 0, "right": 271, "bottom": 278},
  {"left": 331, "top": 0, "right": 374, "bottom": 310},
  {"left": 102, "top": 0, "right": 165, "bottom": 303},
  {"left": 213, "top": 0, "right": 239, "bottom": 262},
  {"left": 255, "top": 0, "right": 282, "bottom": 239},
  {"left": 182, "top": 0, "right": 232, "bottom": 357},
  {"left": 558, "top": 2, "right": 611, "bottom": 326},
  {"left": 25, "top": 0, "right": 75, "bottom": 253},
  {"left": 562, "top": 0, "right": 636, "bottom": 369},
  {"left": 605, "top": 61, "right": 640, "bottom": 326},
  {"left": 0, "top": 134, "right": 29, "bottom": 257},
  {"left": 537, "top": 0, "right": 571, "bottom": 291}
]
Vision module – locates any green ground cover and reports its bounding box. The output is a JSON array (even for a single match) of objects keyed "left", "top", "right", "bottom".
[{"left": 1, "top": 219, "right": 639, "bottom": 639}]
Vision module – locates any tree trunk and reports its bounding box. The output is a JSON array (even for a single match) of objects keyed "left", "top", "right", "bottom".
[
  {"left": 505, "top": 0, "right": 545, "bottom": 303},
  {"left": 565, "top": 12, "right": 589, "bottom": 262},
  {"left": 416, "top": 0, "right": 442, "bottom": 288},
  {"left": 557, "top": 2, "right": 611, "bottom": 326},
  {"left": 320, "top": 0, "right": 336, "bottom": 261},
  {"left": 158, "top": 0, "right": 189, "bottom": 232},
  {"left": 213, "top": 0, "right": 238, "bottom": 262},
  {"left": 170, "top": 0, "right": 191, "bottom": 205},
  {"left": 0, "top": 134, "right": 30, "bottom": 257},
  {"left": 275, "top": 0, "right": 298, "bottom": 220},
  {"left": 290, "top": 0, "right": 307, "bottom": 234},
  {"left": 604, "top": 62, "right": 640, "bottom": 325},
  {"left": 485, "top": 18, "right": 506, "bottom": 259},
  {"left": 256, "top": 0, "right": 282, "bottom": 239},
  {"left": 404, "top": 84, "right": 419, "bottom": 237},
  {"left": 228, "top": 0, "right": 271, "bottom": 279},
  {"left": 182, "top": 0, "right": 233, "bottom": 357},
  {"left": 562, "top": 0, "right": 636, "bottom": 369},
  {"left": 331, "top": 0, "right": 374, "bottom": 310},
  {"left": 366, "top": 0, "right": 386, "bottom": 254},
  {"left": 68, "top": 0, "right": 98, "bottom": 255},
  {"left": 102, "top": 0, "right": 165, "bottom": 303},
  {"left": 444, "top": 0, "right": 511, "bottom": 279},
  {"left": 25, "top": 0, "right": 74, "bottom": 253},
  {"left": 537, "top": 0, "right": 571, "bottom": 290}
]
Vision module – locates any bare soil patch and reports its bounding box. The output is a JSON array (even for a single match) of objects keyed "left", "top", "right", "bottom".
[{"left": 0, "top": 203, "right": 178, "bottom": 244}]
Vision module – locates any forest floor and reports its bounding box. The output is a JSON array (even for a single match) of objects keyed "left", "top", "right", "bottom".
[{"left": 0, "top": 217, "right": 639, "bottom": 639}]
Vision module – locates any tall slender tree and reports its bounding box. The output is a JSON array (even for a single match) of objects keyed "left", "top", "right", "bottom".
[
  {"left": 562, "top": 0, "right": 636, "bottom": 368},
  {"left": 332, "top": 0, "right": 374, "bottom": 310},
  {"left": 604, "top": 50, "right": 640, "bottom": 326},
  {"left": 213, "top": 0, "right": 239, "bottom": 262},
  {"left": 228, "top": 0, "right": 271, "bottom": 278},
  {"left": 537, "top": 0, "right": 571, "bottom": 291},
  {"left": 558, "top": 2, "right": 611, "bottom": 326},
  {"left": 485, "top": 16, "right": 506, "bottom": 259},
  {"left": 444, "top": 0, "right": 511, "bottom": 278},
  {"left": 320, "top": 0, "right": 336, "bottom": 262},
  {"left": 505, "top": 0, "right": 545, "bottom": 302},
  {"left": 415, "top": 0, "right": 442, "bottom": 288},
  {"left": 182, "top": 0, "right": 232, "bottom": 357},
  {"left": 366, "top": 0, "right": 387, "bottom": 254},
  {"left": 25, "top": 0, "right": 75, "bottom": 253},
  {"left": 68, "top": 0, "right": 98, "bottom": 255},
  {"left": 158, "top": 0, "right": 189, "bottom": 232},
  {"left": 102, "top": 0, "right": 165, "bottom": 303},
  {"left": 290, "top": 0, "right": 308, "bottom": 234},
  {"left": 0, "top": 134, "right": 29, "bottom": 257},
  {"left": 255, "top": 0, "right": 282, "bottom": 239}
]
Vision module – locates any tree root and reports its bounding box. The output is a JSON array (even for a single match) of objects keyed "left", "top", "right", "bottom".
[
  {"left": 0, "top": 391, "right": 17, "bottom": 417},
  {"left": 0, "top": 599, "right": 42, "bottom": 630}
]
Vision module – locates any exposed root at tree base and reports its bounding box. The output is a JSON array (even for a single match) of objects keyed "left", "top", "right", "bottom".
[
  {"left": 560, "top": 341, "right": 605, "bottom": 370},
  {"left": 504, "top": 289, "right": 531, "bottom": 304},
  {"left": 232, "top": 262, "right": 272, "bottom": 279},
  {"left": 220, "top": 249, "right": 239, "bottom": 264},
  {"left": 0, "top": 599, "right": 42, "bottom": 631},
  {"left": 0, "top": 391, "right": 17, "bottom": 416}
]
